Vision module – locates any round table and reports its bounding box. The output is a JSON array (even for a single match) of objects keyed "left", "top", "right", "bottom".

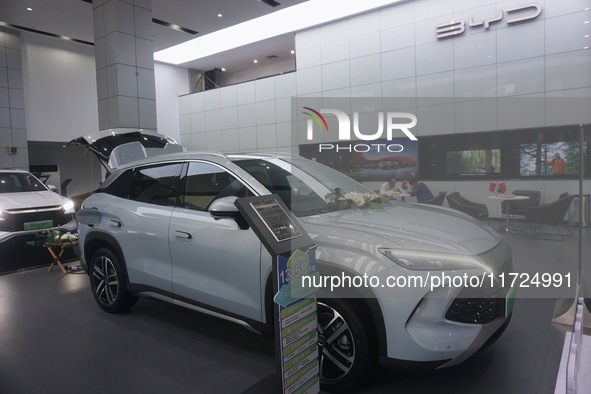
[{"left": 488, "top": 195, "right": 530, "bottom": 233}]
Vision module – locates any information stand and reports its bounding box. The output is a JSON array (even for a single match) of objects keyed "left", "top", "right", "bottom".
[{"left": 235, "top": 195, "right": 319, "bottom": 394}]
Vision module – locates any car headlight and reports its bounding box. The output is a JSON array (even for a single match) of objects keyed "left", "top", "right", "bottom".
[
  {"left": 378, "top": 248, "right": 491, "bottom": 271},
  {"left": 62, "top": 200, "right": 75, "bottom": 214}
]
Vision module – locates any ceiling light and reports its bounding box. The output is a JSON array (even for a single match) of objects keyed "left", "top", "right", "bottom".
[
  {"left": 221, "top": 67, "right": 227, "bottom": 71},
  {"left": 26, "top": 7, "right": 32, "bottom": 11},
  {"left": 217, "top": 13, "right": 223, "bottom": 18},
  {"left": 154, "top": 0, "right": 404, "bottom": 65},
  {"left": 290, "top": 50, "right": 295, "bottom": 54},
  {"left": 253, "top": 59, "right": 258, "bottom": 63}
]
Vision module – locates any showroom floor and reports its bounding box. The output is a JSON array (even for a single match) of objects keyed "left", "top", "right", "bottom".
[{"left": 0, "top": 224, "right": 589, "bottom": 394}]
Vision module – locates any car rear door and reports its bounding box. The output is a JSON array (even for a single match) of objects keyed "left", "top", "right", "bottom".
[{"left": 169, "top": 161, "right": 265, "bottom": 322}]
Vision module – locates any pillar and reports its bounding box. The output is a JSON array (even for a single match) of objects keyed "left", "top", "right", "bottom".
[{"left": 93, "top": 0, "right": 157, "bottom": 130}]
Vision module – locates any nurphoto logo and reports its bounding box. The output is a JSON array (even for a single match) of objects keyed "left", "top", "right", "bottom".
[{"left": 302, "top": 107, "right": 418, "bottom": 153}]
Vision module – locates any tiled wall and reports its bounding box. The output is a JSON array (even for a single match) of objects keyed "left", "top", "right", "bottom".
[
  {"left": 0, "top": 27, "right": 28, "bottom": 169},
  {"left": 179, "top": 0, "right": 591, "bottom": 153}
]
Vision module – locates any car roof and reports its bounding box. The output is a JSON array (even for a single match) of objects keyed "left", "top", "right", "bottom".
[
  {"left": 0, "top": 169, "right": 30, "bottom": 174},
  {"left": 113, "top": 151, "right": 298, "bottom": 170}
]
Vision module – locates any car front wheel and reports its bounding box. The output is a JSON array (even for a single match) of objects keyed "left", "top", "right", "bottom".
[
  {"left": 89, "top": 247, "right": 137, "bottom": 313},
  {"left": 317, "top": 299, "right": 376, "bottom": 392}
]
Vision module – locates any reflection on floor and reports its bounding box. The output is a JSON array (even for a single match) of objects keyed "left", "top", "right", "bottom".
[{"left": 0, "top": 226, "right": 589, "bottom": 393}]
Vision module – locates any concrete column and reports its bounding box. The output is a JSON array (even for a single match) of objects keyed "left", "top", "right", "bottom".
[
  {"left": 93, "top": 0, "right": 156, "bottom": 130},
  {"left": 0, "top": 27, "right": 28, "bottom": 170}
]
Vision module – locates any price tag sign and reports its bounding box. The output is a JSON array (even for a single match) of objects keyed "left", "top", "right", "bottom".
[{"left": 275, "top": 249, "right": 319, "bottom": 394}]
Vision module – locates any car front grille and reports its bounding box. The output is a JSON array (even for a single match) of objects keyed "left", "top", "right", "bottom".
[
  {"left": 0, "top": 206, "right": 72, "bottom": 233},
  {"left": 445, "top": 255, "right": 513, "bottom": 325}
]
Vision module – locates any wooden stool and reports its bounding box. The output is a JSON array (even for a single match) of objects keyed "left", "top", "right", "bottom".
[{"left": 45, "top": 242, "right": 78, "bottom": 274}]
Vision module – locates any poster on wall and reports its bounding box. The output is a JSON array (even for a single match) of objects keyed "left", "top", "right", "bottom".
[{"left": 299, "top": 138, "right": 418, "bottom": 182}]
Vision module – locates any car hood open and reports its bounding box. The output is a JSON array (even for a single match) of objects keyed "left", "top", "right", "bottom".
[{"left": 301, "top": 202, "right": 502, "bottom": 255}]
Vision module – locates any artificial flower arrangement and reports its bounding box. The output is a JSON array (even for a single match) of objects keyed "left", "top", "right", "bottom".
[
  {"left": 325, "top": 188, "right": 388, "bottom": 210},
  {"left": 38, "top": 229, "right": 79, "bottom": 246}
]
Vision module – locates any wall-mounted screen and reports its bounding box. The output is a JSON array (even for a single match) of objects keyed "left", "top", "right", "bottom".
[
  {"left": 446, "top": 149, "right": 501, "bottom": 176},
  {"left": 520, "top": 141, "right": 586, "bottom": 176}
]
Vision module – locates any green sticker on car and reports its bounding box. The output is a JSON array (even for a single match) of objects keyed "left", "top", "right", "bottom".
[
  {"left": 505, "top": 286, "right": 517, "bottom": 317},
  {"left": 24, "top": 220, "right": 53, "bottom": 231}
]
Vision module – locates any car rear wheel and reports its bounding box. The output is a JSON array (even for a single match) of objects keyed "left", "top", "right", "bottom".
[
  {"left": 317, "top": 299, "right": 376, "bottom": 392},
  {"left": 89, "top": 247, "right": 137, "bottom": 313}
]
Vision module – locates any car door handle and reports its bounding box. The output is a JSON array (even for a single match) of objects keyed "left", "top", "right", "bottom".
[
  {"left": 175, "top": 230, "right": 192, "bottom": 239},
  {"left": 110, "top": 219, "right": 122, "bottom": 227}
]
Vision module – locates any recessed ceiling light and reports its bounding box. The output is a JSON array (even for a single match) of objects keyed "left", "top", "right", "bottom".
[
  {"left": 290, "top": 50, "right": 295, "bottom": 54},
  {"left": 253, "top": 59, "right": 258, "bottom": 63},
  {"left": 26, "top": 7, "right": 32, "bottom": 11},
  {"left": 221, "top": 67, "right": 227, "bottom": 71},
  {"left": 217, "top": 13, "right": 223, "bottom": 18}
]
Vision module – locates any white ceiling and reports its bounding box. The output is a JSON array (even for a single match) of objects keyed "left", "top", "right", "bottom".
[{"left": 0, "top": 0, "right": 307, "bottom": 73}]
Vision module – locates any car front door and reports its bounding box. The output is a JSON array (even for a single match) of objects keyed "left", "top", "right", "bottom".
[{"left": 169, "top": 161, "right": 264, "bottom": 322}]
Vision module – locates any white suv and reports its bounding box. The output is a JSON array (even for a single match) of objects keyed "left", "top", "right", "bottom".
[
  {"left": 74, "top": 130, "right": 513, "bottom": 392},
  {"left": 0, "top": 169, "right": 75, "bottom": 243}
]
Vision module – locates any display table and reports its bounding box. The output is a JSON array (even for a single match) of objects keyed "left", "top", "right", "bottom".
[
  {"left": 387, "top": 191, "right": 411, "bottom": 202},
  {"left": 488, "top": 195, "right": 530, "bottom": 233},
  {"left": 44, "top": 242, "right": 78, "bottom": 274}
]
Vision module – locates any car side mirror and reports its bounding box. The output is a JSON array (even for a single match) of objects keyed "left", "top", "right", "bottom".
[
  {"left": 47, "top": 184, "right": 59, "bottom": 193},
  {"left": 209, "top": 196, "right": 248, "bottom": 229}
]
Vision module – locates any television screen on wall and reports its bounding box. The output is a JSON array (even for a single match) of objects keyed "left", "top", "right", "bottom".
[
  {"left": 520, "top": 141, "right": 587, "bottom": 176},
  {"left": 446, "top": 149, "right": 501, "bottom": 176}
]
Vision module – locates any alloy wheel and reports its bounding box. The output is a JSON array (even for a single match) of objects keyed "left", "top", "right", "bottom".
[
  {"left": 317, "top": 302, "right": 356, "bottom": 381},
  {"left": 92, "top": 256, "right": 119, "bottom": 306}
]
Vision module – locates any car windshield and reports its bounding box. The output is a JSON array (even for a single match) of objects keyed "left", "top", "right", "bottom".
[
  {"left": 0, "top": 173, "right": 48, "bottom": 193},
  {"left": 233, "top": 157, "right": 378, "bottom": 216}
]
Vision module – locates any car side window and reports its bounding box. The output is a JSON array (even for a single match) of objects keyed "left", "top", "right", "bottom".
[
  {"left": 96, "top": 169, "right": 133, "bottom": 198},
  {"left": 128, "top": 163, "right": 183, "bottom": 207},
  {"left": 183, "top": 162, "right": 252, "bottom": 211}
]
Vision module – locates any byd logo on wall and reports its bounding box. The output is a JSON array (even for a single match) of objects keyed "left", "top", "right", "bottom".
[
  {"left": 302, "top": 107, "right": 418, "bottom": 153},
  {"left": 436, "top": 2, "right": 542, "bottom": 39}
]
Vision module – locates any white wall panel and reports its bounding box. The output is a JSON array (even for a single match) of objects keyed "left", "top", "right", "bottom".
[
  {"left": 454, "top": 64, "right": 497, "bottom": 97},
  {"left": 297, "top": 45, "right": 322, "bottom": 69},
  {"left": 350, "top": 32, "right": 381, "bottom": 58},
  {"left": 496, "top": 20, "right": 545, "bottom": 63},
  {"left": 255, "top": 77, "right": 276, "bottom": 102},
  {"left": 221, "top": 128, "right": 240, "bottom": 151},
  {"left": 238, "top": 126, "right": 257, "bottom": 150},
  {"left": 381, "top": 24, "right": 415, "bottom": 52},
  {"left": 497, "top": 57, "right": 545, "bottom": 96},
  {"left": 220, "top": 85, "right": 237, "bottom": 108},
  {"left": 275, "top": 73, "right": 297, "bottom": 98},
  {"left": 220, "top": 107, "right": 238, "bottom": 130},
  {"left": 349, "top": 10, "right": 381, "bottom": 37},
  {"left": 545, "top": 51, "right": 591, "bottom": 91},
  {"left": 350, "top": 54, "right": 381, "bottom": 86},
  {"left": 416, "top": 40, "right": 454, "bottom": 75},
  {"left": 203, "top": 88, "right": 220, "bottom": 111},
  {"left": 545, "top": 12, "right": 591, "bottom": 55},
  {"left": 321, "top": 39, "right": 350, "bottom": 64},
  {"left": 322, "top": 60, "right": 350, "bottom": 91},
  {"left": 381, "top": 47, "right": 416, "bottom": 81}
]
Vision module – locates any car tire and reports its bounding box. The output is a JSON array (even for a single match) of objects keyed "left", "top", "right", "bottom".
[
  {"left": 317, "top": 298, "right": 376, "bottom": 392},
  {"left": 89, "top": 247, "right": 137, "bottom": 313}
]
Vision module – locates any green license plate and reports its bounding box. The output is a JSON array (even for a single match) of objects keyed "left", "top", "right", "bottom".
[
  {"left": 24, "top": 220, "right": 54, "bottom": 231},
  {"left": 505, "top": 286, "right": 517, "bottom": 317}
]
